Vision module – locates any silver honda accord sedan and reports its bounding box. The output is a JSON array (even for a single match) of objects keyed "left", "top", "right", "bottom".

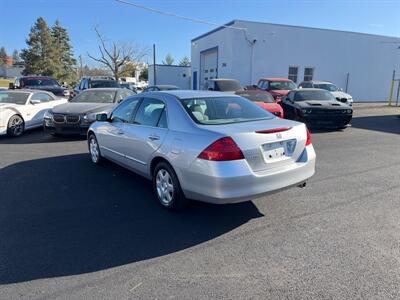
[{"left": 87, "top": 90, "right": 316, "bottom": 210}]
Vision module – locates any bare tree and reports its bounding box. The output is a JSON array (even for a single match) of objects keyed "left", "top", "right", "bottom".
[{"left": 88, "top": 27, "right": 148, "bottom": 81}]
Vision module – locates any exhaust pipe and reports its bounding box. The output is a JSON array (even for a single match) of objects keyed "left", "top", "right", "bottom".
[{"left": 297, "top": 182, "right": 307, "bottom": 188}]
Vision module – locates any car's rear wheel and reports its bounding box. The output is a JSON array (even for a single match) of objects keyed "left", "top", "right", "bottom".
[
  {"left": 153, "top": 161, "right": 188, "bottom": 211},
  {"left": 7, "top": 115, "right": 25, "bottom": 137},
  {"left": 88, "top": 134, "right": 102, "bottom": 164}
]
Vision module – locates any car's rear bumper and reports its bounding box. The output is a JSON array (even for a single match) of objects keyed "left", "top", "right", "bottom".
[{"left": 180, "top": 145, "right": 316, "bottom": 204}]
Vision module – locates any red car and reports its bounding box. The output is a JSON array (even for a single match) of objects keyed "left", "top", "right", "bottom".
[
  {"left": 254, "top": 78, "right": 297, "bottom": 102},
  {"left": 235, "top": 90, "right": 284, "bottom": 118},
  {"left": 206, "top": 78, "right": 284, "bottom": 117}
]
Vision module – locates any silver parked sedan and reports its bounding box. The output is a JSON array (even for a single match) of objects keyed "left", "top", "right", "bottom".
[{"left": 88, "top": 91, "right": 316, "bottom": 210}]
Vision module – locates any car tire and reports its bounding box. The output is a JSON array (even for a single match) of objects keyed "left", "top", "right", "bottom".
[
  {"left": 7, "top": 115, "right": 25, "bottom": 137},
  {"left": 88, "top": 134, "right": 102, "bottom": 164},
  {"left": 153, "top": 161, "right": 189, "bottom": 211}
]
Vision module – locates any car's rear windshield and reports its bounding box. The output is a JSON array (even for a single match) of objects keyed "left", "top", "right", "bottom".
[
  {"left": 90, "top": 80, "right": 120, "bottom": 88},
  {"left": 21, "top": 78, "right": 59, "bottom": 87},
  {"left": 314, "top": 83, "right": 338, "bottom": 92},
  {"left": 269, "top": 81, "right": 296, "bottom": 90},
  {"left": 214, "top": 80, "right": 241, "bottom": 92},
  {"left": 294, "top": 90, "right": 335, "bottom": 101},
  {"left": 180, "top": 96, "right": 273, "bottom": 125},
  {"left": 237, "top": 92, "right": 274, "bottom": 103},
  {"left": 71, "top": 90, "right": 116, "bottom": 103},
  {"left": 0, "top": 92, "right": 29, "bottom": 105}
]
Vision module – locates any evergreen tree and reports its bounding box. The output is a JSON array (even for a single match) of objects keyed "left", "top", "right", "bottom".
[
  {"left": 178, "top": 56, "right": 190, "bottom": 66},
  {"left": 12, "top": 49, "right": 20, "bottom": 64},
  {"left": 0, "top": 47, "right": 7, "bottom": 65},
  {"left": 51, "top": 20, "right": 77, "bottom": 83},
  {"left": 162, "top": 53, "right": 174, "bottom": 65},
  {"left": 21, "top": 17, "right": 56, "bottom": 76}
]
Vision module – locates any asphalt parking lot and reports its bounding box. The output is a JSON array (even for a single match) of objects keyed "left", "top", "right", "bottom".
[{"left": 1, "top": 103, "right": 400, "bottom": 299}]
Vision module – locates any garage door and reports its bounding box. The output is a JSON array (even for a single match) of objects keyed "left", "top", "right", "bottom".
[{"left": 200, "top": 48, "right": 218, "bottom": 90}]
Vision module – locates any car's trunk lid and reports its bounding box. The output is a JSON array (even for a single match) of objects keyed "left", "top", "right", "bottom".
[{"left": 200, "top": 119, "right": 308, "bottom": 172}]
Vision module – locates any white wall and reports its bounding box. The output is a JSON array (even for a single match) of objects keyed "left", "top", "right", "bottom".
[
  {"left": 191, "top": 20, "right": 400, "bottom": 101},
  {"left": 148, "top": 65, "right": 191, "bottom": 89}
]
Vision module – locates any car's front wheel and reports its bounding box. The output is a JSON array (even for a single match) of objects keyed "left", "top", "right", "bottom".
[
  {"left": 7, "top": 115, "right": 25, "bottom": 137},
  {"left": 153, "top": 161, "right": 188, "bottom": 211},
  {"left": 88, "top": 134, "right": 102, "bottom": 164}
]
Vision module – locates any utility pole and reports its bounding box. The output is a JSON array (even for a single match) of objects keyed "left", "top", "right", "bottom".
[
  {"left": 153, "top": 44, "right": 156, "bottom": 85},
  {"left": 78, "top": 55, "right": 83, "bottom": 79}
]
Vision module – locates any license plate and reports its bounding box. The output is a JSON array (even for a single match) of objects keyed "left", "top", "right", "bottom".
[{"left": 262, "top": 140, "right": 296, "bottom": 162}]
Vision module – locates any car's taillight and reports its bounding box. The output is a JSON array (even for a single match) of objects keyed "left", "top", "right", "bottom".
[
  {"left": 306, "top": 128, "right": 312, "bottom": 146},
  {"left": 198, "top": 137, "right": 244, "bottom": 161}
]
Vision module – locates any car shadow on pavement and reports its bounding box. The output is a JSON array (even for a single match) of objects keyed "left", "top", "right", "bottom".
[
  {"left": 0, "top": 128, "right": 86, "bottom": 144},
  {"left": 350, "top": 115, "right": 400, "bottom": 135},
  {"left": 0, "top": 154, "right": 263, "bottom": 284}
]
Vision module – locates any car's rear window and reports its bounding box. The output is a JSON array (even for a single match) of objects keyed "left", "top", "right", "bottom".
[
  {"left": 180, "top": 96, "right": 273, "bottom": 125},
  {"left": 91, "top": 80, "right": 120, "bottom": 88},
  {"left": 21, "top": 78, "right": 59, "bottom": 87}
]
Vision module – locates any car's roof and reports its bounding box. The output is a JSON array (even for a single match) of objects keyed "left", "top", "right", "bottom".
[
  {"left": 303, "top": 80, "right": 332, "bottom": 84},
  {"left": 83, "top": 88, "right": 122, "bottom": 92},
  {"left": 259, "top": 77, "right": 293, "bottom": 82},
  {"left": 155, "top": 90, "right": 238, "bottom": 99},
  {"left": 208, "top": 78, "right": 239, "bottom": 82},
  {"left": 149, "top": 85, "right": 179, "bottom": 88},
  {"left": 20, "top": 76, "right": 55, "bottom": 80},
  {"left": 292, "top": 88, "right": 327, "bottom": 92},
  {"left": 0, "top": 89, "right": 50, "bottom": 94}
]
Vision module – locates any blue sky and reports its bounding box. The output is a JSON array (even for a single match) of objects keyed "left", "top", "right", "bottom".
[{"left": 1, "top": 0, "right": 399, "bottom": 66}]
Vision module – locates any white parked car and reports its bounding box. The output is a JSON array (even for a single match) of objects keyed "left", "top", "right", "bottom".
[
  {"left": 0, "top": 90, "right": 67, "bottom": 137},
  {"left": 298, "top": 81, "right": 353, "bottom": 106}
]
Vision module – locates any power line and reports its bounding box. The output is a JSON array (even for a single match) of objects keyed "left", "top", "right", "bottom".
[{"left": 115, "top": 0, "right": 246, "bottom": 31}]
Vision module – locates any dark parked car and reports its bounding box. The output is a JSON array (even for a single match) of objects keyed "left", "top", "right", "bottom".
[
  {"left": 143, "top": 85, "right": 179, "bottom": 92},
  {"left": 44, "top": 88, "right": 134, "bottom": 135},
  {"left": 12, "top": 76, "right": 70, "bottom": 98},
  {"left": 73, "top": 76, "right": 120, "bottom": 97},
  {"left": 281, "top": 88, "right": 353, "bottom": 129}
]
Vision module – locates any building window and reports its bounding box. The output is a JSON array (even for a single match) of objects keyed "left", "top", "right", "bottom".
[
  {"left": 288, "top": 66, "right": 298, "bottom": 83},
  {"left": 304, "top": 67, "right": 314, "bottom": 81}
]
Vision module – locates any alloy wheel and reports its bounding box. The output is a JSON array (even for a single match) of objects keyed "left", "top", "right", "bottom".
[
  {"left": 89, "top": 137, "right": 100, "bottom": 163},
  {"left": 156, "top": 169, "right": 174, "bottom": 206}
]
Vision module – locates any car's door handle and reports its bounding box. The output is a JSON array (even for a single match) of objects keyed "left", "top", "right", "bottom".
[
  {"left": 115, "top": 129, "right": 124, "bottom": 135},
  {"left": 148, "top": 134, "right": 160, "bottom": 141}
]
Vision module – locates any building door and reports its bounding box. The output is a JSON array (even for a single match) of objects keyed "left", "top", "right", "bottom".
[{"left": 200, "top": 48, "right": 218, "bottom": 90}]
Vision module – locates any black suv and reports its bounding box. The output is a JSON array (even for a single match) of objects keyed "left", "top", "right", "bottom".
[
  {"left": 73, "top": 76, "right": 120, "bottom": 97},
  {"left": 12, "top": 76, "right": 70, "bottom": 98}
]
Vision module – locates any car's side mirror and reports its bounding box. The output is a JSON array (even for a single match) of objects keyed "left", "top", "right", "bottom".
[
  {"left": 252, "top": 84, "right": 257, "bottom": 88},
  {"left": 30, "top": 99, "right": 41, "bottom": 105},
  {"left": 96, "top": 113, "right": 109, "bottom": 122},
  {"left": 338, "top": 88, "right": 343, "bottom": 92}
]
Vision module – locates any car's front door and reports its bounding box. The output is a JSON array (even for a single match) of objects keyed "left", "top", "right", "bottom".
[
  {"left": 118, "top": 97, "right": 168, "bottom": 175},
  {"left": 98, "top": 97, "right": 141, "bottom": 164},
  {"left": 25, "top": 92, "right": 54, "bottom": 127}
]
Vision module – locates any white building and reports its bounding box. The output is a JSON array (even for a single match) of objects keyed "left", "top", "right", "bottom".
[
  {"left": 191, "top": 20, "right": 400, "bottom": 101},
  {"left": 148, "top": 64, "right": 191, "bottom": 89}
]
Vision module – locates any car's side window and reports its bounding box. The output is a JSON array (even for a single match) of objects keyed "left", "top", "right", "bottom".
[
  {"left": 31, "top": 93, "right": 51, "bottom": 102},
  {"left": 111, "top": 98, "right": 140, "bottom": 123},
  {"left": 157, "top": 109, "right": 168, "bottom": 128},
  {"left": 134, "top": 98, "right": 166, "bottom": 127}
]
